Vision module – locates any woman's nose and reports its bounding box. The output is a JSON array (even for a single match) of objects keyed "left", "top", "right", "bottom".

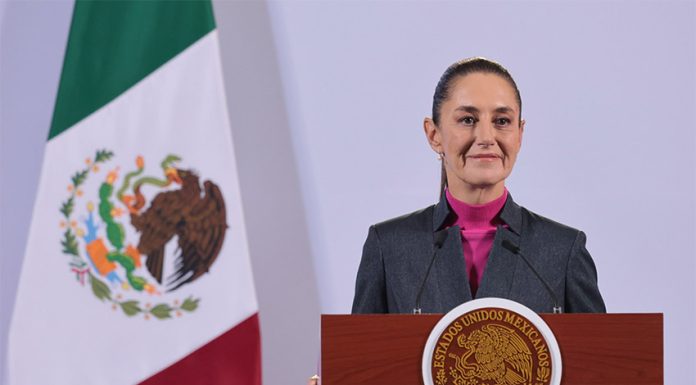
[{"left": 474, "top": 121, "right": 495, "bottom": 146}]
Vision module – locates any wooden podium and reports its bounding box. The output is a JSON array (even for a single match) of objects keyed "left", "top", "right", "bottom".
[{"left": 321, "top": 313, "right": 662, "bottom": 385}]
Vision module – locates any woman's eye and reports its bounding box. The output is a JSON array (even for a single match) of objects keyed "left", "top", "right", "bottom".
[
  {"left": 494, "top": 118, "right": 511, "bottom": 126},
  {"left": 460, "top": 116, "right": 476, "bottom": 125}
]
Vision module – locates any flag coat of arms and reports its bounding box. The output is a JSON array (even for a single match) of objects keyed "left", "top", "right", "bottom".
[{"left": 8, "top": 2, "right": 261, "bottom": 384}]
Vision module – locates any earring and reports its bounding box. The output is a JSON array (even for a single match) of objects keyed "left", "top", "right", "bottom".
[{"left": 437, "top": 152, "right": 444, "bottom": 161}]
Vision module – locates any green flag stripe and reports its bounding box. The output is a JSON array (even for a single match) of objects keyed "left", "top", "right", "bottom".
[{"left": 49, "top": 0, "right": 216, "bottom": 140}]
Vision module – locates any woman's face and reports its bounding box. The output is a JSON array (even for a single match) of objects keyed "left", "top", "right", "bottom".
[{"left": 424, "top": 72, "right": 524, "bottom": 198}]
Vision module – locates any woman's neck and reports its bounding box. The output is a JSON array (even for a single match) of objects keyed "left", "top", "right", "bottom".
[
  {"left": 445, "top": 188, "right": 508, "bottom": 229},
  {"left": 446, "top": 181, "right": 506, "bottom": 205}
]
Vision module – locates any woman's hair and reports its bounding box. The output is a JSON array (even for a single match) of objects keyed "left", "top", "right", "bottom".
[
  {"left": 432, "top": 57, "right": 522, "bottom": 126},
  {"left": 432, "top": 57, "right": 522, "bottom": 194}
]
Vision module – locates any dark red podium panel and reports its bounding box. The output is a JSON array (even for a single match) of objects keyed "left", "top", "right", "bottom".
[{"left": 322, "top": 314, "right": 662, "bottom": 385}]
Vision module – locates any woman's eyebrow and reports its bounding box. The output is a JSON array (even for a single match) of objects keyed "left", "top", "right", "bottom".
[
  {"left": 493, "top": 106, "right": 515, "bottom": 114},
  {"left": 454, "top": 106, "right": 515, "bottom": 114},
  {"left": 454, "top": 105, "right": 479, "bottom": 113}
]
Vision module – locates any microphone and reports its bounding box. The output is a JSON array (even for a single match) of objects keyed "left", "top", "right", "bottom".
[
  {"left": 413, "top": 230, "right": 448, "bottom": 314},
  {"left": 501, "top": 239, "right": 563, "bottom": 314}
]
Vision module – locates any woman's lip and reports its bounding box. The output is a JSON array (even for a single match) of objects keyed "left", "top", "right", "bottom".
[{"left": 468, "top": 154, "right": 501, "bottom": 159}]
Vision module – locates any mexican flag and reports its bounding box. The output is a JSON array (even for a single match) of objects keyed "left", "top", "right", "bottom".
[{"left": 8, "top": 1, "right": 261, "bottom": 384}]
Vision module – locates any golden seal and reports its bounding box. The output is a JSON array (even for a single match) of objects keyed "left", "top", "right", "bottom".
[{"left": 423, "top": 298, "right": 561, "bottom": 385}]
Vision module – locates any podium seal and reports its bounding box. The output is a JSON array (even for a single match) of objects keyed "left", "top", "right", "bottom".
[{"left": 422, "top": 298, "right": 561, "bottom": 385}]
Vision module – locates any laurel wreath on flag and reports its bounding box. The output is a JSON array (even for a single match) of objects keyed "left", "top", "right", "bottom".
[{"left": 59, "top": 149, "right": 199, "bottom": 319}]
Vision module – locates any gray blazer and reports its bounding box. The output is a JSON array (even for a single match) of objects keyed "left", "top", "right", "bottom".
[{"left": 352, "top": 193, "right": 606, "bottom": 314}]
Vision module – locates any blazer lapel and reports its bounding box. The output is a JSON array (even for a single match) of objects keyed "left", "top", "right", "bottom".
[
  {"left": 432, "top": 191, "right": 472, "bottom": 310},
  {"left": 476, "top": 226, "right": 520, "bottom": 299},
  {"left": 477, "top": 193, "right": 524, "bottom": 299},
  {"left": 433, "top": 225, "right": 472, "bottom": 310}
]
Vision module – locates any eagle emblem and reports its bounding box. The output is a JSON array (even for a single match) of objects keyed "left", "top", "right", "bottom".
[
  {"left": 427, "top": 306, "right": 555, "bottom": 385},
  {"left": 58, "top": 149, "right": 227, "bottom": 319},
  {"left": 449, "top": 324, "right": 532, "bottom": 385}
]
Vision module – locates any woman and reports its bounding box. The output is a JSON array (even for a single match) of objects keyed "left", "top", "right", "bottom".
[{"left": 351, "top": 57, "right": 605, "bottom": 314}]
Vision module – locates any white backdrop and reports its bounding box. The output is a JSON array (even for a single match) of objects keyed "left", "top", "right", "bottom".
[{"left": 1, "top": 1, "right": 695, "bottom": 384}]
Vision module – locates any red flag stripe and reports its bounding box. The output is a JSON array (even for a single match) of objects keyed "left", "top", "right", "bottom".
[{"left": 139, "top": 313, "right": 261, "bottom": 385}]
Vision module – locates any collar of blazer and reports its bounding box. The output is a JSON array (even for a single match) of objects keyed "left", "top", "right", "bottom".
[
  {"left": 432, "top": 189, "right": 522, "bottom": 235},
  {"left": 431, "top": 190, "right": 524, "bottom": 303}
]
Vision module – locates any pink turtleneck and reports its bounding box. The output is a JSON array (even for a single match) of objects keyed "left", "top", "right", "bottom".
[{"left": 445, "top": 188, "right": 508, "bottom": 297}]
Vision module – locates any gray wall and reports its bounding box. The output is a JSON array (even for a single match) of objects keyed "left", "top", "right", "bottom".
[
  {"left": 1, "top": 2, "right": 73, "bottom": 385},
  {"left": 2, "top": 1, "right": 695, "bottom": 384},
  {"left": 213, "top": 2, "right": 321, "bottom": 384}
]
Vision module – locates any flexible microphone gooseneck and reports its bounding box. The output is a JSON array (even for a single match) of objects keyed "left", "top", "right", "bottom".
[
  {"left": 413, "top": 230, "right": 448, "bottom": 314},
  {"left": 501, "top": 239, "right": 563, "bottom": 314}
]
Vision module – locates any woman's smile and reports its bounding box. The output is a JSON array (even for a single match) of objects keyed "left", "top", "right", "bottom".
[{"left": 467, "top": 153, "right": 502, "bottom": 162}]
